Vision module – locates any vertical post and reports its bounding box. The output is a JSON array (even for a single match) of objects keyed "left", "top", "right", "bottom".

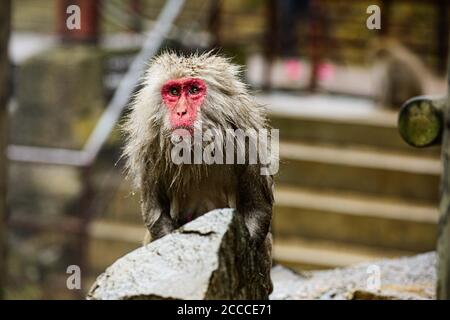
[
  {"left": 262, "top": 0, "right": 278, "bottom": 91},
  {"left": 437, "top": 0, "right": 449, "bottom": 75},
  {"left": 129, "top": 0, "right": 142, "bottom": 33},
  {"left": 379, "top": 0, "right": 391, "bottom": 36},
  {"left": 0, "top": 0, "right": 11, "bottom": 300},
  {"left": 208, "top": 0, "right": 222, "bottom": 49},
  {"left": 308, "top": 0, "right": 323, "bottom": 92},
  {"left": 397, "top": 21, "right": 450, "bottom": 301},
  {"left": 438, "top": 58, "right": 450, "bottom": 300},
  {"left": 56, "top": 0, "right": 101, "bottom": 44}
]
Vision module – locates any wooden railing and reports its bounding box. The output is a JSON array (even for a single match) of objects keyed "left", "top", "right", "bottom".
[{"left": 398, "top": 63, "right": 450, "bottom": 300}]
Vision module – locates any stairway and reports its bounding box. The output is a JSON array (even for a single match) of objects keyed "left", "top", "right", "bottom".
[{"left": 261, "top": 93, "right": 441, "bottom": 270}]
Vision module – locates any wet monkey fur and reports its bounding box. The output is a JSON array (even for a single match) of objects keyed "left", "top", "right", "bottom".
[{"left": 122, "top": 52, "right": 274, "bottom": 285}]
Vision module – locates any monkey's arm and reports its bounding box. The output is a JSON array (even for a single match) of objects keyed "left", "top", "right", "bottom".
[
  {"left": 141, "top": 182, "right": 174, "bottom": 243},
  {"left": 236, "top": 165, "right": 274, "bottom": 244}
]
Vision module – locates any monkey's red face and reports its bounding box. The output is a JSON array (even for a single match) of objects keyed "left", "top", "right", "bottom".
[{"left": 161, "top": 78, "right": 207, "bottom": 131}]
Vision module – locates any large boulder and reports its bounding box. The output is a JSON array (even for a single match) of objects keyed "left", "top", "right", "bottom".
[
  {"left": 87, "top": 209, "right": 272, "bottom": 300},
  {"left": 270, "top": 252, "right": 436, "bottom": 300}
]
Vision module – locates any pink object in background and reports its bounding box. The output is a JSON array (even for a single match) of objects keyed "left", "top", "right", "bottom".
[
  {"left": 283, "top": 59, "right": 303, "bottom": 81},
  {"left": 318, "top": 62, "right": 335, "bottom": 81}
]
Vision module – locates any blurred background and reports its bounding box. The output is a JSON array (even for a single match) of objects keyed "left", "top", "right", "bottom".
[{"left": 0, "top": 0, "right": 448, "bottom": 299}]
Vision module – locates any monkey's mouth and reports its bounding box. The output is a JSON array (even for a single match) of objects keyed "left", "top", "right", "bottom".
[{"left": 172, "top": 125, "right": 194, "bottom": 136}]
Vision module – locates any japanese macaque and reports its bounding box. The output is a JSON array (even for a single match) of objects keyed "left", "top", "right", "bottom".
[
  {"left": 370, "top": 38, "right": 426, "bottom": 109},
  {"left": 122, "top": 52, "right": 275, "bottom": 282}
]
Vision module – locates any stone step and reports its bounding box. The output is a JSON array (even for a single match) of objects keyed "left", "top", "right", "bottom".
[
  {"left": 277, "top": 141, "right": 441, "bottom": 203},
  {"left": 260, "top": 93, "right": 441, "bottom": 156},
  {"left": 273, "top": 238, "right": 414, "bottom": 271},
  {"left": 274, "top": 185, "right": 438, "bottom": 252}
]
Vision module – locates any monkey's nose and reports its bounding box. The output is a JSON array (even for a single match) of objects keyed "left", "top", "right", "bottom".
[{"left": 177, "top": 110, "right": 187, "bottom": 117}]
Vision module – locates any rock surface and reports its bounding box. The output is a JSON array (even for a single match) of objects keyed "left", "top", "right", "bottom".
[
  {"left": 87, "top": 209, "right": 272, "bottom": 300},
  {"left": 270, "top": 252, "right": 436, "bottom": 300}
]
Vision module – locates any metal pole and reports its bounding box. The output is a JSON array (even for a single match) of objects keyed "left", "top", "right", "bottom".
[
  {"left": 129, "top": 0, "right": 143, "bottom": 33},
  {"left": 397, "top": 49, "right": 450, "bottom": 300},
  {"left": 379, "top": 0, "right": 391, "bottom": 36},
  {"left": 436, "top": 0, "right": 449, "bottom": 75},
  {"left": 208, "top": 0, "right": 222, "bottom": 49},
  {"left": 437, "top": 58, "right": 450, "bottom": 300},
  {"left": 0, "top": 0, "right": 11, "bottom": 300},
  {"left": 262, "top": 0, "right": 278, "bottom": 91},
  {"left": 308, "top": 0, "right": 322, "bottom": 92}
]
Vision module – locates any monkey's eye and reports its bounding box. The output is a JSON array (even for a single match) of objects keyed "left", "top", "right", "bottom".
[
  {"left": 169, "top": 87, "right": 180, "bottom": 96},
  {"left": 188, "top": 85, "right": 200, "bottom": 95}
]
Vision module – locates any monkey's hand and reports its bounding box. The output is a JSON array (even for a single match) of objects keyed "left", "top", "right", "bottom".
[
  {"left": 141, "top": 183, "right": 175, "bottom": 243},
  {"left": 146, "top": 211, "right": 175, "bottom": 242},
  {"left": 237, "top": 165, "right": 274, "bottom": 245}
]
